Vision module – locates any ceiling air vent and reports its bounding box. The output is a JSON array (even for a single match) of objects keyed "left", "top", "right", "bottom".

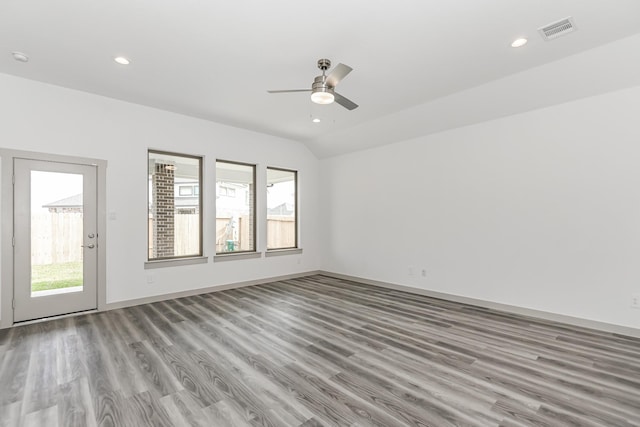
[{"left": 538, "top": 17, "right": 576, "bottom": 41}]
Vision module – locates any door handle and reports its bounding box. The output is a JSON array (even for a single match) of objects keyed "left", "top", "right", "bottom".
[{"left": 82, "top": 243, "right": 95, "bottom": 249}]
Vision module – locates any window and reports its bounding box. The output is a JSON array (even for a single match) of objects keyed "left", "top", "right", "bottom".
[
  {"left": 178, "top": 185, "right": 193, "bottom": 196},
  {"left": 148, "top": 151, "right": 202, "bottom": 260},
  {"left": 267, "top": 168, "right": 297, "bottom": 249},
  {"left": 216, "top": 160, "right": 255, "bottom": 253},
  {"left": 218, "top": 186, "right": 236, "bottom": 197}
]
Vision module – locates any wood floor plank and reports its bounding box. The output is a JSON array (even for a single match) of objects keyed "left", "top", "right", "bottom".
[
  {"left": 105, "top": 309, "right": 145, "bottom": 345},
  {"left": 126, "top": 390, "right": 174, "bottom": 427},
  {"left": 57, "top": 377, "right": 97, "bottom": 427},
  {"left": 0, "top": 327, "right": 32, "bottom": 407},
  {"left": 21, "top": 341, "right": 58, "bottom": 414},
  {"left": 1, "top": 274, "right": 639, "bottom": 426},
  {"left": 123, "top": 306, "right": 173, "bottom": 349},
  {"left": 93, "top": 390, "right": 129, "bottom": 427},
  {"left": 128, "top": 340, "right": 183, "bottom": 398},
  {"left": 0, "top": 401, "right": 23, "bottom": 427},
  {"left": 159, "top": 390, "right": 212, "bottom": 427},
  {"left": 22, "top": 405, "right": 58, "bottom": 427},
  {"left": 56, "top": 334, "right": 82, "bottom": 386},
  {"left": 298, "top": 418, "right": 326, "bottom": 427},
  {"left": 202, "top": 398, "right": 254, "bottom": 427},
  {"left": 157, "top": 344, "right": 223, "bottom": 407},
  {"left": 188, "top": 349, "right": 292, "bottom": 426}
]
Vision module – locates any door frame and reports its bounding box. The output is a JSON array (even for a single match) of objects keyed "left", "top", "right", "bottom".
[{"left": 0, "top": 149, "right": 107, "bottom": 328}]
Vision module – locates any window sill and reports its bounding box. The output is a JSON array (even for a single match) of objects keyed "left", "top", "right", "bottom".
[
  {"left": 214, "top": 252, "right": 263, "bottom": 262},
  {"left": 265, "top": 248, "right": 303, "bottom": 257},
  {"left": 145, "top": 256, "right": 208, "bottom": 269}
]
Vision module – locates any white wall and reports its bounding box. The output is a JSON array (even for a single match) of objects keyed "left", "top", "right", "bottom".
[
  {"left": 321, "top": 85, "right": 640, "bottom": 330},
  {"left": 0, "top": 73, "right": 321, "bottom": 322},
  {"left": 3, "top": 71, "right": 640, "bottom": 333}
]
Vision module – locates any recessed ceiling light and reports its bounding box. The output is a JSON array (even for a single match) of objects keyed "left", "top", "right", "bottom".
[
  {"left": 11, "top": 52, "right": 29, "bottom": 62},
  {"left": 511, "top": 38, "right": 528, "bottom": 48},
  {"left": 312, "top": 118, "right": 321, "bottom": 123},
  {"left": 114, "top": 56, "right": 130, "bottom": 65}
]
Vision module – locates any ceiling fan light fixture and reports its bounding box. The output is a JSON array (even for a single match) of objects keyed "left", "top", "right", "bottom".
[
  {"left": 311, "top": 90, "right": 334, "bottom": 105},
  {"left": 311, "top": 74, "right": 335, "bottom": 105}
]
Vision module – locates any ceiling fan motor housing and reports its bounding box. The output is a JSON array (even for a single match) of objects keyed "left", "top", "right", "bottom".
[{"left": 312, "top": 75, "right": 333, "bottom": 92}]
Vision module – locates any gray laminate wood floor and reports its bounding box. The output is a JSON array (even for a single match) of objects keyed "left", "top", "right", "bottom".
[{"left": 1, "top": 275, "right": 639, "bottom": 426}]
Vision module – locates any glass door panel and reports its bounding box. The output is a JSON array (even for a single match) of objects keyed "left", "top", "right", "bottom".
[{"left": 30, "top": 171, "right": 84, "bottom": 296}]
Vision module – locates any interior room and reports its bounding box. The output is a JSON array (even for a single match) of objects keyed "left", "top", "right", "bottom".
[{"left": 1, "top": 1, "right": 639, "bottom": 425}]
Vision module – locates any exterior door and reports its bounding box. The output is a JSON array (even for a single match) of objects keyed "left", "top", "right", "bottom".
[{"left": 13, "top": 158, "right": 98, "bottom": 322}]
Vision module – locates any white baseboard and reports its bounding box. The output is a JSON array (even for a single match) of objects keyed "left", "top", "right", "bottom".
[
  {"left": 104, "top": 270, "right": 323, "bottom": 311},
  {"left": 319, "top": 271, "right": 640, "bottom": 339},
  {"left": 4, "top": 269, "right": 638, "bottom": 340}
]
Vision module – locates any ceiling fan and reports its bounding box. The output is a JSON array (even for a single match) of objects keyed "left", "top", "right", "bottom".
[{"left": 267, "top": 59, "right": 358, "bottom": 110}]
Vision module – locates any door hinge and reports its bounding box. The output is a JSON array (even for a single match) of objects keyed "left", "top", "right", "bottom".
[
  {"left": 12, "top": 236, "right": 15, "bottom": 247},
  {"left": 12, "top": 299, "right": 15, "bottom": 309}
]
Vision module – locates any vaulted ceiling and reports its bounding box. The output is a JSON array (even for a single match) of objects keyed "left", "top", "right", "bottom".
[{"left": 2, "top": 0, "right": 640, "bottom": 157}]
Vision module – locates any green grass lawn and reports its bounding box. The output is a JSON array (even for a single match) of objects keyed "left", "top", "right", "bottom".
[{"left": 31, "top": 261, "right": 82, "bottom": 292}]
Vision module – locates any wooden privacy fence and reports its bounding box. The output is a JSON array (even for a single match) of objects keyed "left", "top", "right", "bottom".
[
  {"left": 146, "top": 214, "right": 295, "bottom": 256},
  {"left": 147, "top": 214, "right": 202, "bottom": 258},
  {"left": 175, "top": 214, "right": 200, "bottom": 255},
  {"left": 34, "top": 213, "right": 297, "bottom": 264},
  {"left": 31, "top": 212, "right": 83, "bottom": 265},
  {"left": 267, "top": 216, "right": 295, "bottom": 248},
  {"left": 216, "top": 216, "right": 295, "bottom": 251}
]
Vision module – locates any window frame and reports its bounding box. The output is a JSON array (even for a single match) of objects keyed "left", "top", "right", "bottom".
[
  {"left": 147, "top": 149, "right": 203, "bottom": 262},
  {"left": 215, "top": 159, "right": 257, "bottom": 255},
  {"left": 266, "top": 167, "right": 298, "bottom": 251}
]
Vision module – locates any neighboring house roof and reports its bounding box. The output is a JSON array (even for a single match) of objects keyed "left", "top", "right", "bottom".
[
  {"left": 43, "top": 194, "right": 82, "bottom": 208},
  {"left": 44, "top": 193, "right": 199, "bottom": 210},
  {"left": 268, "top": 203, "right": 294, "bottom": 216}
]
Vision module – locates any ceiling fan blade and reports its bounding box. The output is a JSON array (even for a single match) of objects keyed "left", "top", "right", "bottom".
[
  {"left": 326, "top": 63, "right": 353, "bottom": 88},
  {"left": 267, "top": 89, "right": 311, "bottom": 93},
  {"left": 334, "top": 92, "right": 358, "bottom": 110}
]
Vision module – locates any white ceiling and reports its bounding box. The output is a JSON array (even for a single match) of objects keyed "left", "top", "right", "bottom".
[{"left": 2, "top": 0, "right": 640, "bottom": 158}]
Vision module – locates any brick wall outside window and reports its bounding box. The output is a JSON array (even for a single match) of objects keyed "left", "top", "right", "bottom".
[{"left": 152, "top": 163, "right": 175, "bottom": 258}]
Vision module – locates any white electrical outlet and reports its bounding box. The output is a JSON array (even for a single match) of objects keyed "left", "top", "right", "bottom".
[
  {"left": 632, "top": 293, "right": 640, "bottom": 309},
  {"left": 147, "top": 275, "right": 155, "bottom": 284},
  {"left": 421, "top": 269, "right": 427, "bottom": 278}
]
